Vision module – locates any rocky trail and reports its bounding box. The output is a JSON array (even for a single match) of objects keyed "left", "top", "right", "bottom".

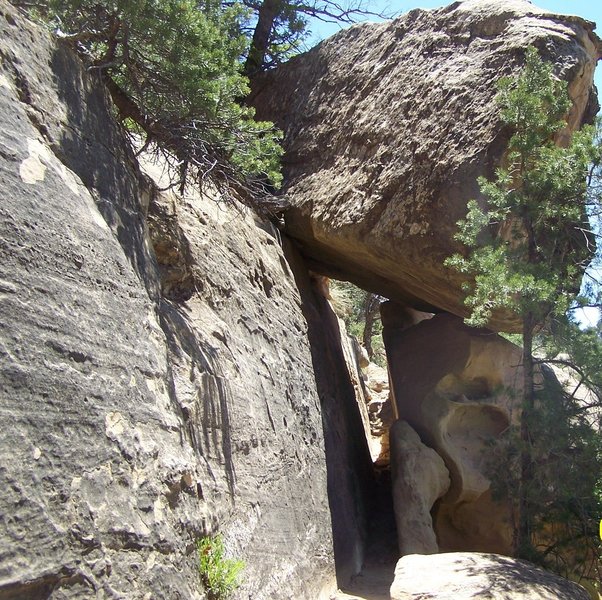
[{"left": 333, "top": 473, "right": 398, "bottom": 600}]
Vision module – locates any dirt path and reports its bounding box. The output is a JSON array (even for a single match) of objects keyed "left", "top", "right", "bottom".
[
  {"left": 331, "top": 471, "right": 398, "bottom": 600},
  {"left": 334, "top": 561, "right": 396, "bottom": 600}
]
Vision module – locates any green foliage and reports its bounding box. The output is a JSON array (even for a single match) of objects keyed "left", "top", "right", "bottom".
[
  {"left": 21, "top": 0, "right": 283, "bottom": 204},
  {"left": 241, "top": 0, "right": 387, "bottom": 75},
  {"left": 486, "top": 359, "right": 602, "bottom": 585},
  {"left": 447, "top": 45, "right": 602, "bottom": 581},
  {"left": 330, "top": 280, "right": 368, "bottom": 334},
  {"left": 446, "top": 47, "right": 596, "bottom": 327},
  {"left": 245, "top": 0, "right": 308, "bottom": 71},
  {"left": 197, "top": 535, "right": 245, "bottom": 600},
  {"left": 329, "top": 280, "right": 386, "bottom": 367}
]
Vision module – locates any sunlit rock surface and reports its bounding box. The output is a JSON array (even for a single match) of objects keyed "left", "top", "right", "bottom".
[
  {"left": 252, "top": 0, "right": 601, "bottom": 331},
  {"left": 383, "top": 312, "right": 525, "bottom": 554},
  {"left": 390, "top": 552, "right": 590, "bottom": 600},
  {"left": 390, "top": 420, "right": 450, "bottom": 555},
  {"left": 0, "top": 3, "right": 336, "bottom": 597}
]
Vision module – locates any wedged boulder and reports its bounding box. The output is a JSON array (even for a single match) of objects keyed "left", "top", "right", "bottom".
[
  {"left": 389, "top": 552, "right": 590, "bottom": 600},
  {"left": 389, "top": 420, "right": 450, "bottom": 555},
  {"left": 252, "top": 0, "right": 601, "bottom": 331},
  {"left": 383, "top": 310, "right": 529, "bottom": 554}
]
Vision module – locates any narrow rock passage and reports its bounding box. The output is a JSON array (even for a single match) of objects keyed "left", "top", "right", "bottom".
[{"left": 333, "top": 472, "right": 398, "bottom": 600}]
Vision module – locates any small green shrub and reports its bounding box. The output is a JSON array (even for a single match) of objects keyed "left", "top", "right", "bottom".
[{"left": 197, "top": 534, "right": 244, "bottom": 600}]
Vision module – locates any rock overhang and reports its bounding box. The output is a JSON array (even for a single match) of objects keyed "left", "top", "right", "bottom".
[{"left": 251, "top": 0, "right": 602, "bottom": 332}]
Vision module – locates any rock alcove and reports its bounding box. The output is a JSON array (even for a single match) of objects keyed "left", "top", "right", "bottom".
[{"left": 312, "top": 279, "right": 530, "bottom": 597}]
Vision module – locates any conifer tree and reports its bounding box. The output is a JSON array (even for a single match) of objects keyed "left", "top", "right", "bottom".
[
  {"left": 241, "top": 0, "right": 385, "bottom": 76},
  {"left": 18, "top": 0, "right": 284, "bottom": 210},
  {"left": 446, "top": 47, "right": 599, "bottom": 556}
]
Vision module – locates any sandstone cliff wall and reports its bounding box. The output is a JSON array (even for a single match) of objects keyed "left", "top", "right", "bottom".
[{"left": 0, "top": 3, "right": 370, "bottom": 597}]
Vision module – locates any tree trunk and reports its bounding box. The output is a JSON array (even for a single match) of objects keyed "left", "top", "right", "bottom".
[
  {"left": 362, "top": 293, "right": 380, "bottom": 360},
  {"left": 243, "top": 0, "right": 282, "bottom": 77},
  {"left": 517, "top": 311, "right": 535, "bottom": 556}
]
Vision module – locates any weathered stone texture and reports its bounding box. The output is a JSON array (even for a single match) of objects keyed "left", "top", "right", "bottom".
[
  {"left": 390, "top": 420, "right": 450, "bottom": 555},
  {"left": 363, "top": 361, "right": 393, "bottom": 467},
  {"left": 288, "top": 258, "right": 375, "bottom": 586},
  {"left": 252, "top": 0, "right": 601, "bottom": 331},
  {"left": 146, "top": 187, "right": 336, "bottom": 600},
  {"left": 0, "top": 2, "right": 335, "bottom": 598},
  {"left": 383, "top": 312, "right": 523, "bottom": 555},
  {"left": 390, "top": 552, "right": 591, "bottom": 600}
]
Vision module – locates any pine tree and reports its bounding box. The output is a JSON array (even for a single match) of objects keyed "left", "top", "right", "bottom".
[
  {"left": 446, "top": 47, "right": 599, "bottom": 556},
  {"left": 329, "top": 280, "right": 386, "bottom": 365},
  {"left": 18, "top": 0, "right": 284, "bottom": 210},
  {"left": 488, "top": 315, "right": 602, "bottom": 588},
  {"left": 241, "top": 0, "right": 386, "bottom": 76}
]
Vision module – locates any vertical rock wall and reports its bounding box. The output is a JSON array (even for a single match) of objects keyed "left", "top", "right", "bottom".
[
  {"left": 0, "top": 3, "right": 354, "bottom": 597},
  {"left": 286, "top": 254, "right": 376, "bottom": 585}
]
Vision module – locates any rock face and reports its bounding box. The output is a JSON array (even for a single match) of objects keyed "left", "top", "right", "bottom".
[
  {"left": 389, "top": 552, "right": 590, "bottom": 600},
  {"left": 389, "top": 420, "right": 450, "bottom": 555},
  {"left": 328, "top": 301, "right": 394, "bottom": 467},
  {"left": 251, "top": 0, "right": 601, "bottom": 331},
  {"left": 383, "top": 311, "right": 527, "bottom": 555},
  {"left": 0, "top": 3, "right": 342, "bottom": 597},
  {"left": 334, "top": 310, "right": 378, "bottom": 465},
  {"left": 291, "top": 267, "right": 375, "bottom": 586},
  {"left": 363, "top": 362, "right": 394, "bottom": 467},
  {"left": 2, "top": 1, "right": 599, "bottom": 597}
]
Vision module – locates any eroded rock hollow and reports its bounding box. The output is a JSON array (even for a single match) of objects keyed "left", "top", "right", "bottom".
[{"left": 383, "top": 311, "right": 527, "bottom": 555}]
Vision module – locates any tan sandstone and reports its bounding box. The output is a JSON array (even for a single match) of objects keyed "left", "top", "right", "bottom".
[
  {"left": 390, "top": 552, "right": 590, "bottom": 600},
  {"left": 252, "top": 0, "right": 601, "bottom": 332},
  {"left": 390, "top": 420, "right": 450, "bottom": 555},
  {"left": 383, "top": 311, "right": 530, "bottom": 554}
]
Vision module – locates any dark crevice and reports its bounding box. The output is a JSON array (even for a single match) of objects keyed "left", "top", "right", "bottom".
[
  {"left": 0, "top": 567, "right": 94, "bottom": 600},
  {"left": 341, "top": 470, "right": 398, "bottom": 599},
  {"left": 288, "top": 242, "right": 399, "bottom": 590}
]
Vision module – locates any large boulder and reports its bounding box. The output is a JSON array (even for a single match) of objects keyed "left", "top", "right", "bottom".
[
  {"left": 390, "top": 552, "right": 590, "bottom": 600},
  {"left": 251, "top": 0, "right": 601, "bottom": 331},
  {"left": 383, "top": 310, "right": 528, "bottom": 554},
  {"left": 0, "top": 3, "right": 337, "bottom": 598}
]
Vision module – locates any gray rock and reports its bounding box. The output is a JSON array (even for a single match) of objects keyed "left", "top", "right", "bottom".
[
  {"left": 0, "top": 2, "right": 337, "bottom": 598},
  {"left": 288, "top": 255, "right": 375, "bottom": 586},
  {"left": 251, "top": 0, "right": 601, "bottom": 332},
  {"left": 389, "top": 552, "right": 590, "bottom": 599}
]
